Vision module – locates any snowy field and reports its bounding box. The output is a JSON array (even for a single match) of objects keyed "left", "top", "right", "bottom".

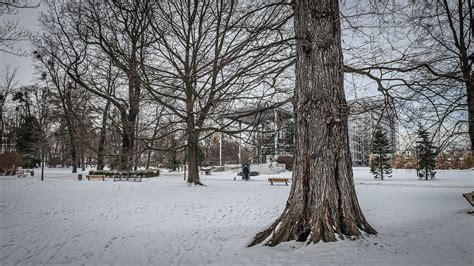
[{"left": 1, "top": 168, "right": 473, "bottom": 265}]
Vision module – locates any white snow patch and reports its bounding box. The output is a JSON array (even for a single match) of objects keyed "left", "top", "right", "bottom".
[{"left": 0, "top": 167, "right": 473, "bottom": 265}]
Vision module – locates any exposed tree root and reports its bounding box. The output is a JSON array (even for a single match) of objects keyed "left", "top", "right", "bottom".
[{"left": 249, "top": 206, "right": 376, "bottom": 247}]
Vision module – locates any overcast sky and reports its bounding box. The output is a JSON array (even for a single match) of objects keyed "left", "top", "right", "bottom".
[
  {"left": 1, "top": 3, "right": 43, "bottom": 86},
  {"left": 0, "top": 1, "right": 376, "bottom": 100}
]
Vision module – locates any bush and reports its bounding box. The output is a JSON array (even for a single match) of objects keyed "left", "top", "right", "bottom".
[
  {"left": 89, "top": 169, "right": 160, "bottom": 178},
  {"left": 276, "top": 155, "right": 293, "bottom": 171},
  {"left": 0, "top": 152, "right": 23, "bottom": 174}
]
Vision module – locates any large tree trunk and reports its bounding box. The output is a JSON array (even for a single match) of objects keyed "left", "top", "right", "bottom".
[
  {"left": 96, "top": 100, "right": 110, "bottom": 170},
  {"left": 63, "top": 94, "right": 78, "bottom": 174},
  {"left": 186, "top": 131, "right": 202, "bottom": 185},
  {"left": 457, "top": 31, "right": 473, "bottom": 151},
  {"left": 249, "top": 0, "right": 376, "bottom": 247},
  {"left": 65, "top": 117, "right": 78, "bottom": 173},
  {"left": 380, "top": 154, "right": 384, "bottom": 180},
  {"left": 145, "top": 144, "right": 152, "bottom": 170},
  {"left": 119, "top": 67, "right": 140, "bottom": 171},
  {"left": 120, "top": 113, "right": 134, "bottom": 171},
  {"left": 70, "top": 141, "right": 78, "bottom": 173},
  {"left": 463, "top": 66, "right": 473, "bottom": 151},
  {"left": 0, "top": 106, "right": 4, "bottom": 153}
]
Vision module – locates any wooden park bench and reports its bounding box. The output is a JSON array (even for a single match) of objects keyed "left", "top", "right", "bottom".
[
  {"left": 268, "top": 177, "right": 289, "bottom": 186},
  {"left": 201, "top": 167, "right": 212, "bottom": 175},
  {"left": 86, "top": 175, "right": 105, "bottom": 181},
  {"left": 463, "top": 191, "right": 474, "bottom": 214},
  {"left": 16, "top": 170, "right": 27, "bottom": 178}
]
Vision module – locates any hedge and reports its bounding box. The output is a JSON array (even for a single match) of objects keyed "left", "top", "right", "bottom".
[{"left": 89, "top": 169, "right": 160, "bottom": 178}]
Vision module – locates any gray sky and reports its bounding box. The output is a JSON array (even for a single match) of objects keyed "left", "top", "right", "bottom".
[
  {"left": 1, "top": 4, "right": 42, "bottom": 86},
  {"left": 0, "top": 1, "right": 377, "bottom": 99}
]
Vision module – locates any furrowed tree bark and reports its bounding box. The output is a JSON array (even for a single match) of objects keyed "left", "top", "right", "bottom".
[
  {"left": 63, "top": 89, "right": 78, "bottom": 173},
  {"left": 0, "top": 106, "right": 4, "bottom": 153},
  {"left": 461, "top": 56, "right": 473, "bottom": 151},
  {"left": 120, "top": 112, "right": 134, "bottom": 171},
  {"left": 249, "top": 0, "right": 376, "bottom": 247},
  {"left": 96, "top": 99, "right": 110, "bottom": 170},
  {"left": 186, "top": 129, "right": 202, "bottom": 185},
  {"left": 467, "top": 79, "right": 473, "bottom": 151}
]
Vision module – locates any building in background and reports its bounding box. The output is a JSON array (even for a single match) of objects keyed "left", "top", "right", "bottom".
[
  {"left": 220, "top": 97, "right": 397, "bottom": 167},
  {"left": 348, "top": 97, "right": 397, "bottom": 166}
]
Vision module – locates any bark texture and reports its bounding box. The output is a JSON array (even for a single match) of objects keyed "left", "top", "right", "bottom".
[
  {"left": 249, "top": 0, "right": 376, "bottom": 246},
  {"left": 186, "top": 130, "right": 202, "bottom": 185},
  {"left": 461, "top": 54, "right": 473, "bottom": 151},
  {"left": 96, "top": 100, "right": 110, "bottom": 170}
]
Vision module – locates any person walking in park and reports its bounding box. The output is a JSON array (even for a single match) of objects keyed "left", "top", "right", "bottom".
[{"left": 243, "top": 164, "right": 250, "bottom": 181}]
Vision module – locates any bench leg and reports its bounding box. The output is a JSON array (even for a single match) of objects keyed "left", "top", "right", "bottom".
[
  {"left": 270, "top": 181, "right": 273, "bottom": 185},
  {"left": 285, "top": 181, "right": 288, "bottom": 186}
]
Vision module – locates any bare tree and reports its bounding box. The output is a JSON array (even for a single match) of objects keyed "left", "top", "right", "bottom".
[
  {"left": 341, "top": 0, "right": 472, "bottom": 151},
  {"left": 250, "top": 0, "right": 376, "bottom": 246},
  {"left": 0, "top": 65, "right": 18, "bottom": 153},
  {"left": 38, "top": 0, "right": 155, "bottom": 170},
  {"left": 142, "top": 0, "right": 294, "bottom": 185},
  {"left": 0, "top": 0, "right": 39, "bottom": 55}
]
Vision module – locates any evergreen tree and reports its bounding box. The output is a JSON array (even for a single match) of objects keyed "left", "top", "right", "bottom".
[
  {"left": 370, "top": 127, "right": 392, "bottom": 180},
  {"left": 15, "top": 115, "right": 42, "bottom": 168},
  {"left": 415, "top": 128, "right": 437, "bottom": 180}
]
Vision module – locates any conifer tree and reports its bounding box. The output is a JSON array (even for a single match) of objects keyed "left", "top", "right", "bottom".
[
  {"left": 370, "top": 127, "right": 392, "bottom": 180},
  {"left": 15, "top": 115, "right": 42, "bottom": 168},
  {"left": 415, "top": 128, "right": 437, "bottom": 180}
]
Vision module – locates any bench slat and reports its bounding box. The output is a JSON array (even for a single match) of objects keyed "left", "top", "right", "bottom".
[
  {"left": 86, "top": 175, "right": 105, "bottom": 181},
  {"left": 268, "top": 177, "right": 289, "bottom": 186}
]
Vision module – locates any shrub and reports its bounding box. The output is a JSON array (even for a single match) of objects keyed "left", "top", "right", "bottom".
[
  {"left": 276, "top": 155, "right": 293, "bottom": 171},
  {"left": 0, "top": 152, "right": 23, "bottom": 174},
  {"left": 89, "top": 169, "right": 160, "bottom": 178}
]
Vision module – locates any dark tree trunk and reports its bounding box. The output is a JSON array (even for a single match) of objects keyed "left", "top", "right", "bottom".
[
  {"left": 70, "top": 141, "right": 78, "bottom": 173},
  {"left": 0, "top": 107, "right": 3, "bottom": 153},
  {"left": 145, "top": 149, "right": 152, "bottom": 170},
  {"left": 66, "top": 116, "right": 77, "bottom": 174},
  {"left": 250, "top": 0, "right": 376, "bottom": 246},
  {"left": 121, "top": 113, "right": 133, "bottom": 171},
  {"left": 186, "top": 130, "right": 202, "bottom": 185},
  {"left": 63, "top": 94, "right": 78, "bottom": 174},
  {"left": 464, "top": 70, "right": 473, "bottom": 151},
  {"left": 119, "top": 68, "right": 140, "bottom": 171},
  {"left": 97, "top": 100, "right": 110, "bottom": 170},
  {"left": 455, "top": 1, "right": 473, "bottom": 151},
  {"left": 380, "top": 154, "right": 383, "bottom": 180}
]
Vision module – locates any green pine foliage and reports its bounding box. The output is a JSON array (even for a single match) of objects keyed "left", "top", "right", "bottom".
[
  {"left": 15, "top": 115, "right": 42, "bottom": 168},
  {"left": 415, "top": 128, "right": 437, "bottom": 180},
  {"left": 370, "top": 127, "right": 393, "bottom": 180}
]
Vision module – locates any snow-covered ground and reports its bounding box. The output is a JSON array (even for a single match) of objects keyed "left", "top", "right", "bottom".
[{"left": 1, "top": 167, "right": 473, "bottom": 265}]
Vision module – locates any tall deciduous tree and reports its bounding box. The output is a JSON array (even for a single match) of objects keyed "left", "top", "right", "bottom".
[
  {"left": 343, "top": 0, "right": 472, "bottom": 151},
  {"left": 144, "top": 0, "right": 294, "bottom": 185},
  {"left": 250, "top": 0, "right": 376, "bottom": 246},
  {"left": 0, "top": 65, "right": 18, "bottom": 153},
  {"left": 38, "top": 0, "right": 154, "bottom": 171},
  {"left": 0, "top": 0, "right": 39, "bottom": 55}
]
